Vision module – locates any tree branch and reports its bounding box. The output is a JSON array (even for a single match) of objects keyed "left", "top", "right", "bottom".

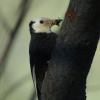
[
  {"left": 0, "top": 0, "right": 32, "bottom": 77},
  {"left": 41, "top": 0, "right": 100, "bottom": 100}
]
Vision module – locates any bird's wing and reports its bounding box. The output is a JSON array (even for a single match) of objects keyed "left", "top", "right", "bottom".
[
  {"left": 29, "top": 45, "right": 38, "bottom": 97},
  {"left": 35, "top": 62, "right": 48, "bottom": 99}
]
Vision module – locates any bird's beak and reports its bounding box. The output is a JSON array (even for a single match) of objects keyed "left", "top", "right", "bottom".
[
  {"left": 53, "top": 19, "right": 63, "bottom": 26},
  {"left": 48, "top": 19, "right": 63, "bottom": 27}
]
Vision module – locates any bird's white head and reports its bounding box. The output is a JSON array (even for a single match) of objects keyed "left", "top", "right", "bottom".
[{"left": 30, "top": 17, "right": 62, "bottom": 33}]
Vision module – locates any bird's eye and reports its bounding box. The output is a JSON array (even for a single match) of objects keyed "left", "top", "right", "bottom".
[{"left": 40, "top": 20, "right": 44, "bottom": 24}]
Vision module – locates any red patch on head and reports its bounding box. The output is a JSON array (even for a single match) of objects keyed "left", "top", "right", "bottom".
[{"left": 66, "top": 10, "right": 77, "bottom": 22}]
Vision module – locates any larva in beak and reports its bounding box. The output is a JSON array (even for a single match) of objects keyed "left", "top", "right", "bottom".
[{"left": 43, "top": 18, "right": 63, "bottom": 28}]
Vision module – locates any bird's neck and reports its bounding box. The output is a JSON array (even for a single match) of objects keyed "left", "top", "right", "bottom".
[{"left": 34, "top": 28, "right": 51, "bottom": 33}]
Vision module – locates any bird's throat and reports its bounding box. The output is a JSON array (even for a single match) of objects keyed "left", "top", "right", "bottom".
[{"left": 34, "top": 27, "right": 51, "bottom": 33}]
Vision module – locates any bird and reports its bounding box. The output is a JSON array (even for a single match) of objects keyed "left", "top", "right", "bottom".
[{"left": 29, "top": 17, "right": 62, "bottom": 100}]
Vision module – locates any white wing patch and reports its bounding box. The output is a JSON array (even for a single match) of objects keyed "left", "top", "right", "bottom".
[{"left": 32, "top": 67, "right": 38, "bottom": 97}]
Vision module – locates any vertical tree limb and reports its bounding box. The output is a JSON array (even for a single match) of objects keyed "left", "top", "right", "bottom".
[
  {"left": 41, "top": 0, "right": 100, "bottom": 100},
  {"left": 0, "top": 0, "right": 32, "bottom": 77}
]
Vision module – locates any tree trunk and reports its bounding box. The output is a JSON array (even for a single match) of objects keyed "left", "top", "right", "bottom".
[{"left": 41, "top": 0, "right": 100, "bottom": 100}]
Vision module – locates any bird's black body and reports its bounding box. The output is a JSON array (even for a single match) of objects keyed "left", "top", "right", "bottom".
[
  {"left": 29, "top": 33, "right": 57, "bottom": 68},
  {"left": 29, "top": 21, "right": 57, "bottom": 99}
]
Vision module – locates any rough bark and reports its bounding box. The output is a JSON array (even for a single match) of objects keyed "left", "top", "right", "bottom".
[{"left": 41, "top": 0, "right": 100, "bottom": 100}]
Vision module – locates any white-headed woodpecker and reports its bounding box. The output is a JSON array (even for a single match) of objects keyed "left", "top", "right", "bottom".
[{"left": 29, "top": 17, "right": 62, "bottom": 100}]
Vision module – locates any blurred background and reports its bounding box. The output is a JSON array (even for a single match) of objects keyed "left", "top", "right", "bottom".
[{"left": 0, "top": 0, "right": 100, "bottom": 100}]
